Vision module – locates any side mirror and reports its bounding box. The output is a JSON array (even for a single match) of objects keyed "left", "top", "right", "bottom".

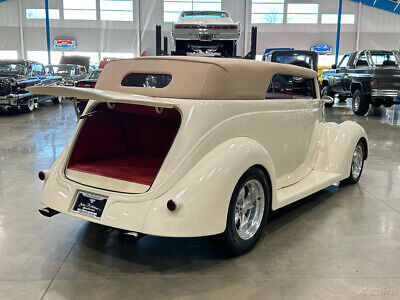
[
  {"left": 322, "top": 95, "right": 334, "bottom": 104},
  {"left": 331, "top": 64, "right": 336, "bottom": 69}
]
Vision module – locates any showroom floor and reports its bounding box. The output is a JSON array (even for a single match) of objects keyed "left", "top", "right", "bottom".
[{"left": 0, "top": 100, "right": 399, "bottom": 300}]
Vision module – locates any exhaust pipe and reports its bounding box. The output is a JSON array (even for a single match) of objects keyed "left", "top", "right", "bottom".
[{"left": 39, "top": 207, "right": 60, "bottom": 217}]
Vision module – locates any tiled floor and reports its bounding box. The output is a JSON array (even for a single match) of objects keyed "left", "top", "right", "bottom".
[{"left": 0, "top": 100, "right": 399, "bottom": 299}]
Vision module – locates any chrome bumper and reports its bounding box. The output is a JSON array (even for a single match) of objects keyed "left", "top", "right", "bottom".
[
  {"left": 371, "top": 89, "right": 399, "bottom": 98},
  {"left": 172, "top": 31, "right": 240, "bottom": 41},
  {"left": 0, "top": 93, "right": 30, "bottom": 106}
]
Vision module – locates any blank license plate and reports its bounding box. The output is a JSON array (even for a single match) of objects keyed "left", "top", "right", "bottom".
[{"left": 72, "top": 191, "right": 108, "bottom": 219}]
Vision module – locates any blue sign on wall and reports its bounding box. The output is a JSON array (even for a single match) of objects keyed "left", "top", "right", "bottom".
[
  {"left": 311, "top": 44, "right": 333, "bottom": 55},
  {"left": 53, "top": 39, "right": 77, "bottom": 50}
]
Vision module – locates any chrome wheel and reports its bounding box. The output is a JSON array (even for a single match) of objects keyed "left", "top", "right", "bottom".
[
  {"left": 351, "top": 145, "right": 363, "bottom": 179},
  {"left": 234, "top": 179, "right": 265, "bottom": 240},
  {"left": 354, "top": 95, "right": 360, "bottom": 111}
]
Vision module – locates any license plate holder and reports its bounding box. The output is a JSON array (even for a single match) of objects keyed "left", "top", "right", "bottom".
[
  {"left": 200, "top": 34, "right": 213, "bottom": 41},
  {"left": 71, "top": 191, "right": 108, "bottom": 219}
]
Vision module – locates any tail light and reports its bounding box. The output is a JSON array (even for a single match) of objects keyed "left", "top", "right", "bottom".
[
  {"left": 175, "top": 24, "right": 238, "bottom": 30},
  {"left": 370, "top": 78, "right": 377, "bottom": 86}
]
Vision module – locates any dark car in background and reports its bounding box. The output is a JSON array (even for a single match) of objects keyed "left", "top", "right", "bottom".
[
  {"left": 321, "top": 50, "right": 400, "bottom": 115},
  {"left": 48, "top": 64, "right": 87, "bottom": 86},
  {"left": 263, "top": 50, "right": 318, "bottom": 71},
  {"left": 0, "top": 60, "right": 62, "bottom": 113}
]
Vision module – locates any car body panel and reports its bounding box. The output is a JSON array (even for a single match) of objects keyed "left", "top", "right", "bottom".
[{"left": 33, "top": 56, "right": 368, "bottom": 237}]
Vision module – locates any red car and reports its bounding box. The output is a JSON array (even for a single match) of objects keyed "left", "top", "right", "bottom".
[{"left": 75, "top": 68, "right": 102, "bottom": 112}]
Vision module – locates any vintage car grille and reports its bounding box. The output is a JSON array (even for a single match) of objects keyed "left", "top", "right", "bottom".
[{"left": 0, "top": 80, "right": 12, "bottom": 96}]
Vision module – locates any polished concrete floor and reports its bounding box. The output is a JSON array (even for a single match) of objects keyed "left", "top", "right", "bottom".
[{"left": 0, "top": 100, "right": 399, "bottom": 300}]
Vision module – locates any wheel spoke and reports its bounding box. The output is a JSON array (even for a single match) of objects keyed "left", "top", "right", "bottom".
[{"left": 234, "top": 179, "right": 265, "bottom": 240}]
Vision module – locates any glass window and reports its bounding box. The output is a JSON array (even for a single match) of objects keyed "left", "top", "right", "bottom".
[
  {"left": 164, "top": 0, "right": 222, "bottom": 22},
  {"left": 0, "top": 50, "right": 18, "bottom": 60},
  {"left": 26, "top": 9, "right": 60, "bottom": 19},
  {"left": 292, "top": 77, "right": 316, "bottom": 99},
  {"left": 251, "top": 0, "right": 284, "bottom": 24},
  {"left": 100, "top": 0, "right": 133, "bottom": 21},
  {"left": 321, "top": 14, "right": 355, "bottom": 24},
  {"left": 121, "top": 73, "right": 172, "bottom": 88},
  {"left": 89, "top": 70, "right": 103, "bottom": 79},
  {"left": 355, "top": 52, "right": 369, "bottom": 68},
  {"left": 63, "top": 0, "right": 97, "bottom": 20},
  {"left": 266, "top": 74, "right": 293, "bottom": 99},
  {"left": 266, "top": 74, "right": 315, "bottom": 99},
  {"left": 338, "top": 54, "right": 350, "bottom": 68},
  {"left": 287, "top": 3, "right": 318, "bottom": 24},
  {"left": 0, "top": 63, "right": 27, "bottom": 76},
  {"left": 370, "top": 52, "right": 397, "bottom": 67}
]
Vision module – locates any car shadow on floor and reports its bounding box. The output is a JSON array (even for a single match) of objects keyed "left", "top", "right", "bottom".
[{"left": 75, "top": 183, "right": 353, "bottom": 271}]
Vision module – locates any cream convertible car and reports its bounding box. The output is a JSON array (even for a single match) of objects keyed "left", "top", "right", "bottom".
[{"left": 29, "top": 57, "right": 368, "bottom": 255}]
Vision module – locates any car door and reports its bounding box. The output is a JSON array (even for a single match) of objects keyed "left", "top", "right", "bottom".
[
  {"left": 265, "top": 74, "right": 300, "bottom": 188},
  {"left": 344, "top": 51, "right": 370, "bottom": 91},
  {"left": 284, "top": 76, "right": 322, "bottom": 187},
  {"left": 331, "top": 53, "right": 351, "bottom": 93}
]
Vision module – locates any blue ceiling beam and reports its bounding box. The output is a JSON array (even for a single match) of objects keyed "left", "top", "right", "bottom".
[{"left": 350, "top": 0, "right": 400, "bottom": 14}]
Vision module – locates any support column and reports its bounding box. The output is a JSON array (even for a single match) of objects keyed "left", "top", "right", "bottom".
[
  {"left": 335, "top": 0, "right": 343, "bottom": 65},
  {"left": 45, "top": 0, "right": 51, "bottom": 64},
  {"left": 18, "top": 0, "right": 24, "bottom": 59},
  {"left": 356, "top": 1, "right": 362, "bottom": 50}
]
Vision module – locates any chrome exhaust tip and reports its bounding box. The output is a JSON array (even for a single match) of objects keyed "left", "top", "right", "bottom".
[{"left": 39, "top": 207, "right": 60, "bottom": 217}]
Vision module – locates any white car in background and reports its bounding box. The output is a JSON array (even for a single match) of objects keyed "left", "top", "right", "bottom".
[{"left": 172, "top": 11, "right": 240, "bottom": 56}]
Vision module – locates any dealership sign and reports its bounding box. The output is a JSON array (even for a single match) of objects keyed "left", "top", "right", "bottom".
[
  {"left": 53, "top": 39, "right": 77, "bottom": 50},
  {"left": 311, "top": 44, "right": 333, "bottom": 55}
]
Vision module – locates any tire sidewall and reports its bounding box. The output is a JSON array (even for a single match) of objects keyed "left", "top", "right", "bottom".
[
  {"left": 346, "top": 141, "right": 365, "bottom": 184},
  {"left": 352, "top": 90, "right": 370, "bottom": 116},
  {"left": 224, "top": 168, "right": 270, "bottom": 255}
]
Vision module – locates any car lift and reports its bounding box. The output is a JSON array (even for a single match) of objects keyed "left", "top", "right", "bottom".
[{"left": 155, "top": 25, "right": 258, "bottom": 60}]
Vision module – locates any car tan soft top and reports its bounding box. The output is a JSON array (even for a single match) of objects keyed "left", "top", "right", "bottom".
[
  {"left": 96, "top": 56, "right": 318, "bottom": 100},
  {"left": 27, "top": 56, "right": 318, "bottom": 101}
]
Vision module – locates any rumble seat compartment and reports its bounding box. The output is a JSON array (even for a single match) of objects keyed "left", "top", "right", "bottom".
[{"left": 67, "top": 103, "right": 181, "bottom": 186}]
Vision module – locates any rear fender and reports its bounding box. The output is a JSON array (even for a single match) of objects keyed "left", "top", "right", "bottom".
[
  {"left": 314, "top": 121, "right": 368, "bottom": 178},
  {"left": 142, "top": 137, "right": 276, "bottom": 237}
]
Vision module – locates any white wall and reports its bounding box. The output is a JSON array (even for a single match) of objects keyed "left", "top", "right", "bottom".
[{"left": 0, "top": 0, "right": 400, "bottom": 62}]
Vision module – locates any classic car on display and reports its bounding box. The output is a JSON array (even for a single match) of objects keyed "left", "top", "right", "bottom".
[
  {"left": 29, "top": 57, "right": 368, "bottom": 255},
  {"left": 172, "top": 11, "right": 240, "bottom": 56},
  {"left": 321, "top": 50, "right": 400, "bottom": 115},
  {"left": 0, "top": 60, "right": 62, "bottom": 112},
  {"left": 48, "top": 64, "right": 88, "bottom": 86},
  {"left": 75, "top": 68, "right": 103, "bottom": 112}
]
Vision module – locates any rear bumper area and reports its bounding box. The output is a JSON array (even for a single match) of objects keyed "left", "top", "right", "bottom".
[
  {"left": 172, "top": 32, "right": 240, "bottom": 41},
  {"left": 372, "top": 89, "right": 399, "bottom": 98}
]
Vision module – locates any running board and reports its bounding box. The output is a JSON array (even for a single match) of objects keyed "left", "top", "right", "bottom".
[{"left": 275, "top": 170, "right": 343, "bottom": 209}]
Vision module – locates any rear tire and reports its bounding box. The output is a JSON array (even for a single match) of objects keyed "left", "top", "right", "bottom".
[
  {"left": 352, "top": 90, "right": 370, "bottom": 116},
  {"left": 20, "top": 99, "right": 35, "bottom": 113},
  {"left": 322, "top": 86, "right": 335, "bottom": 108},
  {"left": 208, "top": 168, "right": 270, "bottom": 256},
  {"left": 342, "top": 140, "right": 365, "bottom": 184},
  {"left": 52, "top": 96, "right": 62, "bottom": 104}
]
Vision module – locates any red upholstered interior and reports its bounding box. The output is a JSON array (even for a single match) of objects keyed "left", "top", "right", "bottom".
[{"left": 67, "top": 103, "right": 181, "bottom": 185}]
